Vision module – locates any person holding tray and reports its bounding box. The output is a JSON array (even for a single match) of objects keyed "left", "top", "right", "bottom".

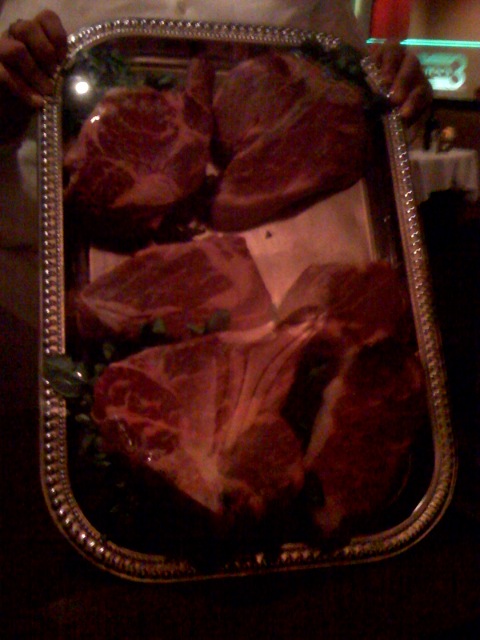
[
  {"left": 0, "top": 0, "right": 432, "bottom": 326},
  {"left": 0, "top": 1, "right": 431, "bottom": 145}
]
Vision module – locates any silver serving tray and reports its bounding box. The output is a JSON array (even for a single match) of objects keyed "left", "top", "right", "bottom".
[{"left": 39, "top": 19, "right": 456, "bottom": 582}]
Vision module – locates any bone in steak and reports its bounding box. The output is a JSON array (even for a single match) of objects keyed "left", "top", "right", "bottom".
[
  {"left": 64, "top": 58, "right": 214, "bottom": 246},
  {"left": 91, "top": 326, "right": 312, "bottom": 527},
  {"left": 211, "top": 51, "right": 368, "bottom": 231},
  {"left": 87, "top": 259, "right": 426, "bottom": 537},
  {"left": 278, "top": 261, "right": 425, "bottom": 535},
  {"left": 278, "top": 261, "right": 414, "bottom": 346},
  {"left": 75, "top": 234, "right": 274, "bottom": 342},
  {"left": 304, "top": 337, "right": 427, "bottom": 536}
]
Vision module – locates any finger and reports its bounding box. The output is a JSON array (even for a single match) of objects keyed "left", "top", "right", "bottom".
[
  {"left": 8, "top": 14, "right": 65, "bottom": 77},
  {"left": 371, "top": 41, "right": 405, "bottom": 87},
  {"left": 0, "top": 63, "right": 44, "bottom": 109},
  {"left": 389, "top": 53, "right": 426, "bottom": 107},
  {"left": 0, "top": 38, "right": 54, "bottom": 96},
  {"left": 36, "top": 10, "right": 68, "bottom": 65},
  {"left": 398, "top": 82, "right": 433, "bottom": 124}
]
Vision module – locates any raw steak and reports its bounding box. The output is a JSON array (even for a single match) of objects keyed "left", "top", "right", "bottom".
[
  {"left": 74, "top": 234, "right": 274, "bottom": 342},
  {"left": 86, "top": 259, "right": 427, "bottom": 538},
  {"left": 91, "top": 326, "right": 313, "bottom": 527},
  {"left": 304, "top": 337, "right": 427, "bottom": 536},
  {"left": 279, "top": 261, "right": 426, "bottom": 534},
  {"left": 278, "top": 261, "right": 414, "bottom": 346},
  {"left": 64, "top": 58, "right": 214, "bottom": 246},
  {"left": 211, "top": 51, "right": 368, "bottom": 230}
]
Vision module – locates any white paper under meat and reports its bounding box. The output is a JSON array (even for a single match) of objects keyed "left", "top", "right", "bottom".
[
  {"left": 239, "top": 180, "right": 374, "bottom": 307},
  {"left": 88, "top": 180, "right": 375, "bottom": 311}
]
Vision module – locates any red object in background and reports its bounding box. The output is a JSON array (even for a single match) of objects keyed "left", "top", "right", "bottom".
[{"left": 370, "top": 0, "right": 412, "bottom": 40}]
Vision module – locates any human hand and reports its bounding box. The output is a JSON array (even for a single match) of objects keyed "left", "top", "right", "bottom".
[
  {"left": 0, "top": 10, "right": 67, "bottom": 142},
  {"left": 371, "top": 41, "right": 433, "bottom": 125}
]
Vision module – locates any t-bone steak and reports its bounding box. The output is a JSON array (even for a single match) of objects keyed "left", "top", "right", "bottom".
[
  {"left": 91, "top": 326, "right": 313, "bottom": 529},
  {"left": 211, "top": 51, "right": 368, "bottom": 231},
  {"left": 85, "top": 259, "right": 427, "bottom": 538},
  {"left": 74, "top": 234, "right": 274, "bottom": 342},
  {"left": 304, "top": 337, "right": 427, "bottom": 536},
  {"left": 278, "top": 261, "right": 426, "bottom": 535},
  {"left": 63, "top": 58, "right": 214, "bottom": 246},
  {"left": 278, "top": 261, "right": 414, "bottom": 346}
]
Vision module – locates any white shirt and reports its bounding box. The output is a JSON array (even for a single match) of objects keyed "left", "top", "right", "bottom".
[
  {"left": 0, "top": 0, "right": 365, "bottom": 324},
  {"left": 0, "top": 1, "right": 363, "bottom": 47}
]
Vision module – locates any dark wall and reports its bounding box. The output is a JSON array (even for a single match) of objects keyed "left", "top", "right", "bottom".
[{"left": 433, "top": 99, "right": 480, "bottom": 220}]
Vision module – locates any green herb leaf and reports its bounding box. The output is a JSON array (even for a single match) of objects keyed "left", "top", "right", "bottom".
[
  {"left": 144, "top": 72, "right": 177, "bottom": 92},
  {"left": 308, "top": 365, "right": 325, "bottom": 380},
  {"left": 45, "top": 355, "right": 90, "bottom": 399},
  {"left": 102, "top": 342, "right": 116, "bottom": 361},
  {"left": 79, "top": 431, "right": 97, "bottom": 456},
  {"left": 151, "top": 317, "right": 167, "bottom": 335},
  {"left": 205, "top": 309, "right": 231, "bottom": 334},
  {"left": 187, "top": 322, "right": 206, "bottom": 336}
]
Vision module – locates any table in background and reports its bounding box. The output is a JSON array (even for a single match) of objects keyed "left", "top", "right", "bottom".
[{"left": 408, "top": 147, "right": 479, "bottom": 205}]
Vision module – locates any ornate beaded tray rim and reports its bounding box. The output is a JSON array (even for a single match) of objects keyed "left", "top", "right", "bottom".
[{"left": 38, "top": 18, "right": 456, "bottom": 582}]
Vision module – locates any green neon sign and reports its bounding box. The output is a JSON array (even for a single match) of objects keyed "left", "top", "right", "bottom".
[
  {"left": 418, "top": 52, "right": 468, "bottom": 91},
  {"left": 367, "top": 38, "right": 480, "bottom": 49}
]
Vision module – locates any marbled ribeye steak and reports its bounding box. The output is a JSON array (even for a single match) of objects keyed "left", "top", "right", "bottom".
[
  {"left": 64, "top": 58, "right": 214, "bottom": 246},
  {"left": 211, "top": 51, "right": 368, "bottom": 231},
  {"left": 91, "top": 326, "right": 313, "bottom": 528},
  {"left": 74, "top": 234, "right": 275, "bottom": 343}
]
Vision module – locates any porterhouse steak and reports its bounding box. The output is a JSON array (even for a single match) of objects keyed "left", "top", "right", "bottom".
[
  {"left": 74, "top": 234, "right": 274, "bottom": 342},
  {"left": 279, "top": 261, "right": 426, "bottom": 535},
  {"left": 91, "top": 326, "right": 312, "bottom": 527},
  {"left": 304, "top": 337, "right": 426, "bottom": 536},
  {"left": 87, "top": 257, "right": 426, "bottom": 537},
  {"left": 211, "top": 51, "right": 368, "bottom": 231},
  {"left": 278, "top": 260, "right": 414, "bottom": 345},
  {"left": 64, "top": 58, "right": 214, "bottom": 246}
]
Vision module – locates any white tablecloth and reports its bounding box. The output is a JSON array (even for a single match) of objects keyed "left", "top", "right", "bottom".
[{"left": 408, "top": 148, "right": 479, "bottom": 204}]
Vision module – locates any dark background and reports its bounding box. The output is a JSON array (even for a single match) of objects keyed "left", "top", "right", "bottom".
[{"left": 1, "top": 176, "right": 479, "bottom": 638}]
